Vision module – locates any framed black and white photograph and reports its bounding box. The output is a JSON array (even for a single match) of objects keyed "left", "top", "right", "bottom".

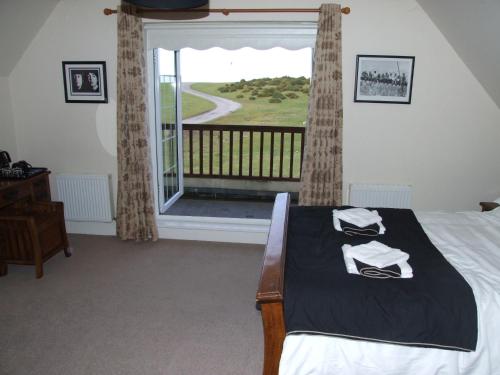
[
  {"left": 354, "top": 55, "right": 415, "bottom": 104},
  {"left": 62, "top": 61, "right": 108, "bottom": 103}
]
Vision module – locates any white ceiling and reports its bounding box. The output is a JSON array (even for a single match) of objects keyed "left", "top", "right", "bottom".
[
  {"left": 416, "top": 0, "right": 500, "bottom": 108},
  {"left": 0, "top": 0, "right": 499, "bottom": 108},
  {"left": 0, "top": 0, "right": 60, "bottom": 76}
]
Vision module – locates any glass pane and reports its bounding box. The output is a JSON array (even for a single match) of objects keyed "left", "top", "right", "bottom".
[
  {"left": 157, "top": 49, "right": 180, "bottom": 206},
  {"left": 159, "top": 49, "right": 176, "bottom": 76}
]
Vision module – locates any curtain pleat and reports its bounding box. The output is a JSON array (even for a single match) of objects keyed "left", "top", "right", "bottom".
[
  {"left": 298, "top": 3, "right": 343, "bottom": 206},
  {"left": 116, "top": 5, "right": 158, "bottom": 241}
]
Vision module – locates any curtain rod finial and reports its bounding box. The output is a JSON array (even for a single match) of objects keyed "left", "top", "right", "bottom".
[
  {"left": 103, "top": 8, "right": 116, "bottom": 15},
  {"left": 341, "top": 7, "right": 351, "bottom": 15}
]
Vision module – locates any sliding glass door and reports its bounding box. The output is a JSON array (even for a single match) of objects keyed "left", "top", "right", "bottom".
[{"left": 153, "top": 49, "right": 184, "bottom": 213}]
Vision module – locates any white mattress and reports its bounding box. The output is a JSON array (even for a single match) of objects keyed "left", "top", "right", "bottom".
[{"left": 279, "top": 209, "right": 500, "bottom": 375}]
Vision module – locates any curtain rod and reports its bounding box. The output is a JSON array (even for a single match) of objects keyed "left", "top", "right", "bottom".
[{"left": 103, "top": 7, "right": 351, "bottom": 16}]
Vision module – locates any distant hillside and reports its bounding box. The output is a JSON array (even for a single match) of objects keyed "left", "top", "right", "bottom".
[
  {"left": 191, "top": 76, "right": 310, "bottom": 126},
  {"left": 217, "top": 76, "right": 310, "bottom": 103}
]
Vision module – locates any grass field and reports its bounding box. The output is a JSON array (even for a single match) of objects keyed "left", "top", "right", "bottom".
[
  {"left": 190, "top": 82, "right": 308, "bottom": 127},
  {"left": 160, "top": 83, "right": 216, "bottom": 122}
]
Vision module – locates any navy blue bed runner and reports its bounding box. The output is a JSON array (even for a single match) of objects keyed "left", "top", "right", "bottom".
[{"left": 284, "top": 206, "right": 477, "bottom": 351}]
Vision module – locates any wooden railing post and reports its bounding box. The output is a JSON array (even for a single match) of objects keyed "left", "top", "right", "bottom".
[
  {"left": 199, "top": 129, "right": 204, "bottom": 175},
  {"left": 279, "top": 131, "right": 284, "bottom": 178},
  {"left": 209, "top": 129, "right": 213, "bottom": 176},
  {"left": 249, "top": 130, "right": 254, "bottom": 177},
  {"left": 229, "top": 130, "right": 234, "bottom": 176},
  {"left": 259, "top": 131, "right": 264, "bottom": 178},
  {"left": 189, "top": 129, "right": 194, "bottom": 175},
  {"left": 239, "top": 131, "right": 244, "bottom": 177},
  {"left": 219, "top": 130, "right": 223, "bottom": 175},
  {"left": 269, "top": 131, "right": 274, "bottom": 178}
]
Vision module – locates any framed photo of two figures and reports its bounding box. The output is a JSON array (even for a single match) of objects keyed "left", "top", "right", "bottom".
[
  {"left": 354, "top": 55, "right": 415, "bottom": 104},
  {"left": 62, "top": 61, "right": 108, "bottom": 103}
]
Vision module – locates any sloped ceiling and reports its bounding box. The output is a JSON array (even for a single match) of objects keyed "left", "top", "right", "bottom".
[
  {"left": 416, "top": 0, "right": 500, "bottom": 108},
  {"left": 0, "top": 0, "right": 60, "bottom": 76}
]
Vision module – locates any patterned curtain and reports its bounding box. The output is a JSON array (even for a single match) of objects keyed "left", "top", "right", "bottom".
[
  {"left": 298, "top": 3, "right": 343, "bottom": 206},
  {"left": 116, "top": 5, "right": 158, "bottom": 241}
]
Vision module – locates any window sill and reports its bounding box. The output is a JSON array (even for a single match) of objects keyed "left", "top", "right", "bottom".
[{"left": 156, "top": 215, "right": 270, "bottom": 244}]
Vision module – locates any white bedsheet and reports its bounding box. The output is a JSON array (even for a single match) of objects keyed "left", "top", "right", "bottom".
[{"left": 280, "top": 209, "right": 500, "bottom": 375}]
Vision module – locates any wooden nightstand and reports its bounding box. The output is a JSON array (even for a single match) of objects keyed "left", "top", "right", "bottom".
[{"left": 479, "top": 201, "right": 500, "bottom": 212}]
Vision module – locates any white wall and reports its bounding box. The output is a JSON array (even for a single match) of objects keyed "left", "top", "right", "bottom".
[
  {"left": 339, "top": 0, "right": 500, "bottom": 210},
  {"left": 8, "top": 0, "right": 500, "bottom": 226},
  {"left": 0, "top": 77, "right": 17, "bottom": 160},
  {"left": 10, "top": 0, "right": 119, "bottom": 202}
]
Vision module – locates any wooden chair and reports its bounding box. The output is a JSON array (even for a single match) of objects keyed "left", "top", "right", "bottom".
[{"left": 0, "top": 199, "right": 70, "bottom": 278}]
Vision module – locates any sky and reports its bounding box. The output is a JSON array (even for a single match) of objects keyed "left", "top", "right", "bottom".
[{"left": 159, "top": 47, "right": 312, "bottom": 82}]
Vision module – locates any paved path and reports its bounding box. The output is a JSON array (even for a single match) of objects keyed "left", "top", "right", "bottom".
[{"left": 182, "top": 83, "right": 241, "bottom": 124}]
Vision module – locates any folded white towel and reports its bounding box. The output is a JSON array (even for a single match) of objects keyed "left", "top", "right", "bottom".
[
  {"left": 342, "top": 241, "right": 409, "bottom": 268},
  {"left": 342, "top": 243, "right": 413, "bottom": 279},
  {"left": 333, "top": 208, "right": 382, "bottom": 227},
  {"left": 333, "top": 208, "right": 386, "bottom": 234}
]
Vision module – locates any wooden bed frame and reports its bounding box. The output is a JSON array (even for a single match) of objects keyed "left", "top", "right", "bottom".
[{"left": 255, "top": 193, "right": 290, "bottom": 375}]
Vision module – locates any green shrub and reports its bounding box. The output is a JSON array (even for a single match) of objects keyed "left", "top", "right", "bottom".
[
  {"left": 272, "top": 92, "right": 286, "bottom": 100},
  {"left": 217, "top": 77, "right": 310, "bottom": 97},
  {"left": 278, "top": 83, "right": 291, "bottom": 91},
  {"left": 249, "top": 96, "right": 256, "bottom": 100},
  {"left": 269, "top": 98, "right": 282, "bottom": 103},
  {"left": 261, "top": 87, "right": 276, "bottom": 97},
  {"left": 286, "top": 92, "right": 299, "bottom": 99},
  {"left": 236, "top": 94, "right": 244, "bottom": 99}
]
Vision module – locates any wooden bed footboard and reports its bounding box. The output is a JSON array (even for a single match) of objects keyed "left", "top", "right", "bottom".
[{"left": 256, "top": 193, "right": 290, "bottom": 375}]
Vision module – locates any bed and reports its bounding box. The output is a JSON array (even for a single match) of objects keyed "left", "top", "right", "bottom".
[{"left": 255, "top": 193, "right": 500, "bottom": 375}]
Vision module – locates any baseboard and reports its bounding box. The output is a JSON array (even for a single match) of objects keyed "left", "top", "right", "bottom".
[
  {"left": 65, "top": 216, "right": 270, "bottom": 244},
  {"left": 65, "top": 220, "right": 117, "bottom": 235}
]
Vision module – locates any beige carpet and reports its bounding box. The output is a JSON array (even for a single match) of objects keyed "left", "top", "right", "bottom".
[{"left": 0, "top": 235, "right": 265, "bottom": 375}]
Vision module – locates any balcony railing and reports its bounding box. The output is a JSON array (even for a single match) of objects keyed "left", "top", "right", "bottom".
[{"left": 181, "top": 123, "right": 305, "bottom": 181}]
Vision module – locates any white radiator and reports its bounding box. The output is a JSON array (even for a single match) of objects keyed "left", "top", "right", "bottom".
[
  {"left": 55, "top": 174, "right": 113, "bottom": 222},
  {"left": 349, "top": 183, "right": 412, "bottom": 209}
]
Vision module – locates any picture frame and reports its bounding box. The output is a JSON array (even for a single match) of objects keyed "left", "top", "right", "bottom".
[
  {"left": 354, "top": 55, "right": 415, "bottom": 104},
  {"left": 62, "top": 61, "right": 108, "bottom": 103}
]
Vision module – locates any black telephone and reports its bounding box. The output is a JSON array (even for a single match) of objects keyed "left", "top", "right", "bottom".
[
  {"left": 12, "top": 160, "right": 32, "bottom": 172},
  {"left": 0, "top": 150, "right": 11, "bottom": 168}
]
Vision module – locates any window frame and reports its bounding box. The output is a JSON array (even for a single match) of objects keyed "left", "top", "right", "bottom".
[{"left": 145, "top": 21, "right": 317, "bottom": 243}]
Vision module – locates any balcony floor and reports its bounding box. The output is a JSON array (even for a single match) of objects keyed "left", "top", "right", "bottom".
[{"left": 165, "top": 197, "right": 274, "bottom": 219}]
